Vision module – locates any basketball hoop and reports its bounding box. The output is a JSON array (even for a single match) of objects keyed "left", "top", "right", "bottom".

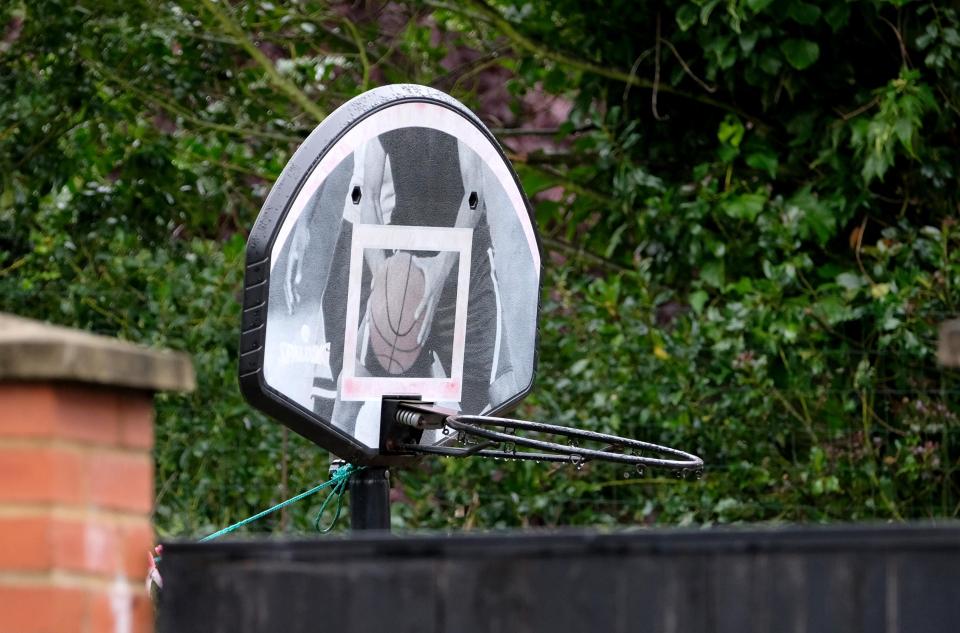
[
  {"left": 388, "top": 402, "right": 703, "bottom": 473},
  {"left": 237, "top": 84, "right": 705, "bottom": 530}
]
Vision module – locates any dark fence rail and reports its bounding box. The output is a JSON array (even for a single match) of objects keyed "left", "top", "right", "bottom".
[{"left": 159, "top": 523, "right": 960, "bottom": 633}]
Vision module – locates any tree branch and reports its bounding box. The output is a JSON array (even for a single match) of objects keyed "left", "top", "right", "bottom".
[
  {"left": 88, "top": 61, "right": 302, "bottom": 144},
  {"left": 490, "top": 127, "right": 564, "bottom": 137},
  {"left": 198, "top": 0, "right": 327, "bottom": 123},
  {"left": 490, "top": 125, "right": 597, "bottom": 139},
  {"left": 652, "top": 13, "right": 667, "bottom": 121},
  {"left": 540, "top": 235, "right": 634, "bottom": 275},
  {"left": 513, "top": 162, "right": 614, "bottom": 204},
  {"left": 341, "top": 16, "right": 371, "bottom": 91},
  {"left": 466, "top": 0, "right": 762, "bottom": 126},
  {"left": 662, "top": 38, "right": 717, "bottom": 93},
  {"left": 507, "top": 149, "right": 597, "bottom": 165}
]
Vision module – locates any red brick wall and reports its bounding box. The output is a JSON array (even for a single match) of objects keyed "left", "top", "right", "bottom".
[{"left": 0, "top": 383, "right": 155, "bottom": 633}]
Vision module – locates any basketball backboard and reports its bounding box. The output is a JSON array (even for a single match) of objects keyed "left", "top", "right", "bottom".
[{"left": 239, "top": 85, "right": 541, "bottom": 465}]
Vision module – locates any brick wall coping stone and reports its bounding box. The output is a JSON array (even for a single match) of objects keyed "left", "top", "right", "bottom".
[{"left": 0, "top": 313, "right": 195, "bottom": 392}]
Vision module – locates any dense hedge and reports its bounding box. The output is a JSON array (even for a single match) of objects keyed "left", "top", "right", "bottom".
[{"left": 2, "top": 0, "right": 959, "bottom": 534}]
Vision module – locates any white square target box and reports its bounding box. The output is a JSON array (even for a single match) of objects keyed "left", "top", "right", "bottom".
[{"left": 341, "top": 223, "right": 473, "bottom": 402}]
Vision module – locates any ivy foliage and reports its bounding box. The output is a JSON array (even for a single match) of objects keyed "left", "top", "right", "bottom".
[{"left": 2, "top": 0, "right": 959, "bottom": 533}]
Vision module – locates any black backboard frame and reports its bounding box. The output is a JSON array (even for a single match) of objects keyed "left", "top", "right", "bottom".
[{"left": 238, "top": 84, "right": 543, "bottom": 465}]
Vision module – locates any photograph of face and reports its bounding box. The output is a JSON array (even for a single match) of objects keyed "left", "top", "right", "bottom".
[{"left": 263, "top": 120, "right": 539, "bottom": 448}]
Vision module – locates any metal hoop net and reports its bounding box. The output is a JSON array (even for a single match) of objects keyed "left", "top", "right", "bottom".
[{"left": 398, "top": 413, "right": 703, "bottom": 474}]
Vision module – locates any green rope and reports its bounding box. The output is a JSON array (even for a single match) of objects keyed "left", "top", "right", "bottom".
[
  {"left": 313, "top": 466, "right": 352, "bottom": 533},
  {"left": 199, "top": 463, "right": 363, "bottom": 542}
]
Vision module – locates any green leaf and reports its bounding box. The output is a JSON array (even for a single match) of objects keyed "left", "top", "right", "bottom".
[
  {"left": 731, "top": 277, "right": 753, "bottom": 294},
  {"left": 836, "top": 272, "right": 865, "bottom": 290},
  {"left": 519, "top": 168, "right": 557, "bottom": 196},
  {"left": 815, "top": 296, "right": 853, "bottom": 325},
  {"left": 725, "top": 1, "right": 743, "bottom": 34},
  {"left": 893, "top": 117, "right": 916, "bottom": 156},
  {"left": 780, "top": 39, "right": 820, "bottom": 70},
  {"left": 745, "top": 150, "right": 779, "bottom": 178},
  {"left": 700, "top": 0, "right": 721, "bottom": 25},
  {"left": 824, "top": 3, "right": 850, "bottom": 31},
  {"left": 862, "top": 152, "right": 888, "bottom": 182},
  {"left": 718, "top": 144, "right": 740, "bottom": 162},
  {"left": 534, "top": 200, "right": 560, "bottom": 228},
  {"left": 786, "top": 112, "right": 817, "bottom": 147},
  {"left": 700, "top": 260, "right": 726, "bottom": 288},
  {"left": 787, "top": 1, "right": 821, "bottom": 25},
  {"left": 722, "top": 193, "right": 766, "bottom": 221},
  {"left": 543, "top": 67, "right": 568, "bottom": 93},
  {"left": 759, "top": 48, "right": 783, "bottom": 75},
  {"left": 745, "top": 0, "right": 775, "bottom": 12},
  {"left": 717, "top": 115, "right": 745, "bottom": 148},
  {"left": 788, "top": 188, "right": 836, "bottom": 245},
  {"left": 676, "top": 4, "right": 698, "bottom": 31},
  {"left": 690, "top": 290, "right": 709, "bottom": 314},
  {"left": 604, "top": 223, "right": 628, "bottom": 258},
  {"left": 570, "top": 358, "right": 590, "bottom": 376},
  {"left": 739, "top": 30, "right": 760, "bottom": 54}
]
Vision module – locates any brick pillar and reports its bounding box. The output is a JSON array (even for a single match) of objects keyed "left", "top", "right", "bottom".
[{"left": 0, "top": 314, "right": 194, "bottom": 633}]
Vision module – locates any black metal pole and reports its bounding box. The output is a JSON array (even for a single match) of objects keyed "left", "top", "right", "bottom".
[{"left": 349, "top": 466, "right": 391, "bottom": 530}]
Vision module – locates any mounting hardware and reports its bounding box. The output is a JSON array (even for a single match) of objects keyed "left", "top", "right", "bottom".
[{"left": 394, "top": 402, "right": 453, "bottom": 430}]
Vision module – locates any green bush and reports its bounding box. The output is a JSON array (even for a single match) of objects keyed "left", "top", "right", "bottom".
[{"left": 2, "top": 0, "right": 958, "bottom": 534}]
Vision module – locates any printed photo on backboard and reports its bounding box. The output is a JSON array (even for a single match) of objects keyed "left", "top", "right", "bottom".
[
  {"left": 262, "top": 110, "right": 539, "bottom": 448},
  {"left": 340, "top": 224, "right": 472, "bottom": 403}
]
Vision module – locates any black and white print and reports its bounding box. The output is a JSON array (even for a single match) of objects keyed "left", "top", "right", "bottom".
[{"left": 263, "top": 119, "right": 538, "bottom": 448}]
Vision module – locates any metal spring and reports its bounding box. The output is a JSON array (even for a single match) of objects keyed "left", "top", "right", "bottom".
[{"left": 396, "top": 409, "right": 424, "bottom": 428}]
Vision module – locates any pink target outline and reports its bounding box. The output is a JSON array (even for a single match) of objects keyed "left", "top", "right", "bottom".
[{"left": 341, "top": 224, "right": 473, "bottom": 401}]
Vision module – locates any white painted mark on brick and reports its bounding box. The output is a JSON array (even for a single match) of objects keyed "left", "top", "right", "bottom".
[
  {"left": 84, "top": 522, "right": 114, "bottom": 572},
  {"left": 110, "top": 573, "right": 132, "bottom": 633}
]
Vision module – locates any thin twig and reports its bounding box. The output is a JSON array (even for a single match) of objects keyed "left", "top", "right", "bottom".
[
  {"left": 490, "top": 127, "right": 566, "bottom": 137},
  {"left": 0, "top": 255, "right": 29, "bottom": 277},
  {"left": 879, "top": 15, "right": 911, "bottom": 68},
  {"left": 652, "top": 13, "right": 667, "bottom": 121},
  {"left": 369, "top": 26, "right": 406, "bottom": 73},
  {"left": 662, "top": 38, "right": 716, "bottom": 93},
  {"left": 341, "top": 16, "right": 370, "bottom": 91},
  {"left": 621, "top": 48, "right": 654, "bottom": 108},
  {"left": 451, "top": 57, "right": 506, "bottom": 95},
  {"left": 431, "top": 46, "right": 507, "bottom": 89},
  {"left": 507, "top": 150, "right": 596, "bottom": 165},
  {"left": 81, "top": 297, "right": 131, "bottom": 330},
  {"left": 836, "top": 96, "right": 880, "bottom": 121}
]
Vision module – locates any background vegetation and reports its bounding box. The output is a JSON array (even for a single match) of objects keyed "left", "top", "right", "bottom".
[{"left": 2, "top": 0, "right": 959, "bottom": 535}]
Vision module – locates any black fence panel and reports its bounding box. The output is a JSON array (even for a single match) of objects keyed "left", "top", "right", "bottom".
[{"left": 158, "top": 523, "right": 960, "bottom": 633}]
